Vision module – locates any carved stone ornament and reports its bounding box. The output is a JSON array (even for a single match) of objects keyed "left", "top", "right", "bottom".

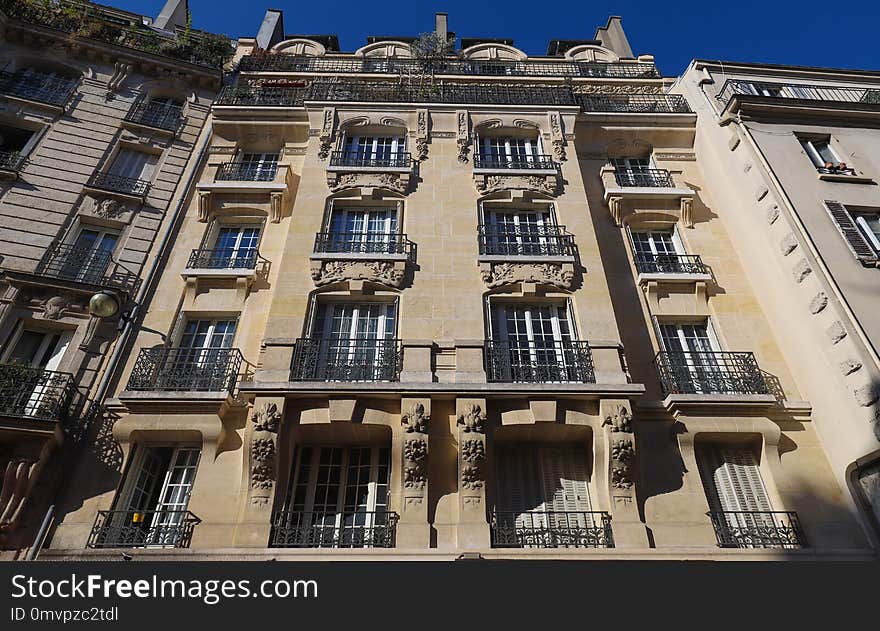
[
  {"left": 42, "top": 294, "right": 72, "bottom": 320},
  {"left": 415, "top": 109, "right": 429, "bottom": 161},
  {"left": 461, "top": 464, "right": 483, "bottom": 490},
  {"left": 574, "top": 84, "right": 664, "bottom": 95},
  {"left": 93, "top": 197, "right": 127, "bottom": 219},
  {"left": 106, "top": 61, "right": 132, "bottom": 94},
  {"left": 328, "top": 172, "right": 410, "bottom": 195},
  {"left": 311, "top": 260, "right": 406, "bottom": 288},
  {"left": 548, "top": 111, "right": 566, "bottom": 162},
  {"left": 480, "top": 262, "right": 574, "bottom": 290},
  {"left": 251, "top": 464, "right": 274, "bottom": 490},
  {"left": 461, "top": 438, "right": 485, "bottom": 463},
  {"left": 403, "top": 438, "right": 428, "bottom": 491},
  {"left": 401, "top": 402, "right": 429, "bottom": 433},
  {"left": 610, "top": 438, "right": 634, "bottom": 490},
  {"left": 456, "top": 110, "right": 470, "bottom": 163},
  {"left": 250, "top": 402, "right": 281, "bottom": 494},
  {"left": 403, "top": 438, "right": 428, "bottom": 463},
  {"left": 602, "top": 405, "right": 632, "bottom": 433},
  {"left": 318, "top": 107, "right": 336, "bottom": 160},
  {"left": 456, "top": 404, "right": 485, "bottom": 433},
  {"left": 252, "top": 402, "right": 281, "bottom": 432},
  {"left": 473, "top": 174, "right": 559, "bottom": 196}
]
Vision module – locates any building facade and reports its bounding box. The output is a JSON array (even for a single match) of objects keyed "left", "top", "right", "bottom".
[
  {"left": 0, "top": 0, "right": 227, "bottom": 552},
  {"left": 41, "top": 11, "right": 877, "bottom": 559},
  {"left": 675, "top": 60, "right": 880, "bottom": 547}
]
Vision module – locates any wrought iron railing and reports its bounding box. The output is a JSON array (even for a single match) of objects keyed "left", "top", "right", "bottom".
[
  {"left": 816, "top": 164, "right": 857, "bottom": 176},
  {"left": 270, "top": 511, "right": 398, "bottom": 548},
  {"left": 716, "top": 79, "right": 880, "bottom": 108},
  {"left": 215, "top": 85, "right": 308, "bottom": 107},
  {"left": 613, "top": 168, "right": 674, "bottom": 187},
  {"left": 654, "top": 351, "right": 769, "bottom": 395},
  {"left": 708, "top": 511, "right": 806, "bottom": 549},
  {"left": 215, "top": 161, "right": 278, "bottom": 181},
  {"left": 313, "top": 232, "right": 414, "bottom": 259},
  {"left": 485, "top": 340, "right": 595, "bottom": 383},
  {"left": 290, "top": 338, "right": 402, "bottom": 382},
  {"left": 123, "top": 98, "right": 183, "bottom": 132},
  {"left": 87, "top": 510, "right": 201, "bottom": 548},
  {"left": 307, "top": 80, "right": 577, "bottom": 106},
  {"left": 126, "top": 347, "right": 244, "bottom": 392},
  {"left": 0, "top": 150, "right": 26, "bottom": 172},
  {"left": 329, "top": 151, "right": 412, "bottom": 168},
  {"left": 478, "top": 224, "right": 575, "bottom": 257},
  {"left": 238, "top": 53, "right": 660, "bottom": 79},
  {"left": 474, "top": 153, "right": 556, "bottom": 170},
  {"left": 0, "top": 70, "right": 77, "bottom": 107},
  {"left": 185, "top": 248, "right": 260, "bottom": 270},
  {"left": 491, "top": 511, "right": 613, "bottom": 548},
  {"left": 37, "top": 242, "right": 139, "bottom": 291},
  {"left": 0, "top": 363, "right": 77, "bottom": 423},
  {"left": 86, "top": 171, "right": 150, "bottom": 197},
  {"left": 634, "top": 253, "right": 708, "bottom": 275},
  {"left": 578, "top": 94, "right": 692, "bottom": 113}
]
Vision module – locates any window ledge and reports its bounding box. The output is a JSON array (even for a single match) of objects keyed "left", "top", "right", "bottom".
[
  {"left": 817, "top": 172, "right": 876, "bottom": 184},
  {"left": 196, "top": 181, "right": 287, "bottom": 193},
  {"left": 310, "top": 252, "right": 409, "bottom": 262},
  {"left": 473, "top": 167, "right": 558, "bottom": 176},
  {"left": 81, "top": 184, "right": 146, "bottom": 203},
  {"left": 326, "top": 165, "right": 411, "bottom": 174},
  {"left": 603, "top": 186, "right": 695, "bottom": 201},
  {"left": 478, "top": 254, "right": 576, "bottom": 264},
  {"left": 637, "top": 272, "right": 712, "bottom": 284},
  {"left": 180, "top": 267, "right": 257, "bottom": 279}
]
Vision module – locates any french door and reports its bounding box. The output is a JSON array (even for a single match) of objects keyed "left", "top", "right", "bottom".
[
  {"left": 235, "top": 152, "right": 278, "bottom": 181},
  {"left": 61, "top": 227, "right": 118, "bottom": 283},
  {"left": 313, "top": 303, "right": 396, "bottom": 381},
  {"left": 486, "top": 209, "right": 552, "bottom": 255},
  {"left": 343, "top": 136, "right": 406, "bottom": 164},
  {"left": 629, "top": 229, "right": 685, "bottom": 272},
  {"left": 281, "top": 446, "right": 392, "bottom": 547},
  {"left": 327, "top": 207, "right": 398, "bottom": 253},
  {"left": 1, "top": 325, "right": 71, "bottom": 417},
  {"left": 482, "top": 136, "right": 540, "bottom": 166},
  {"left": 142, "top": 96, "right": 183, "bottom": 126},
  {"left": 213, "top": 226, "right": 260, "bottom": 266},
  {"left": 658, "top": 323, "right": 723, "bottom": 393},
  {"left": 109, "top": 148, "right": 157, "bottom": 182},
  {"left": 494, "top": 445, "right": 599, "bottom": 548},
  {"left": 491, "top": 303, "right": 577, "bottom": 382},
  {"left": 114, "top": 445, "right": 201, "bottom": 547},
  {"left": 165, "top": 319, "right": 237, "bottom": 389}
]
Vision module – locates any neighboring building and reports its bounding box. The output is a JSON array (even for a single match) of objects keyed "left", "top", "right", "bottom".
[
  {"left": 0, "top": 0, "right": 228, "bottom": 552},
  {"left": 675, "top": 61, "right": 880, "bottom": 546},
  {"left": 45, "top": 10, "right": 875, "bottom": 559}
]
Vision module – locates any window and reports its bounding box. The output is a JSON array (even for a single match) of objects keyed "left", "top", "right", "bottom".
[
  {"left": 8, "top": 68, "right": 77, "bottom": 105},
  {"left": 342, "top": 135, "right": 406, "bottom": 164},
  {"left": 234, "top": 152, "right": 278, "bottom": 181},
  {"left": 112, "top": 444, "right": 201, "bottom": 547},
  {"left": 1, "top": 325, "right": 72, "bottom": 418},
  {"left": 799, "top": 137, "right": 852, "bottom": 174},
  {"left": 60, "top": 227, "right": 119, "bottom": 283},
  {"left": 852, "top": 211, "right": 880, "bottom": 252},
  {"left": 108, "top": 148, "right": 157, "bottom": 182},
  {"left": 178, "top": 318, "right": 237, "bottom": 351},
  {"left": 658, "top": 322, "right": 724, "bottom": 393},
  {"left": 484, "top": 208, "right": 553, "bottom": 256},
  {"left": 326, "top": 206, "right": 398, "bottom": 253},
  {"left": 2, "top": 326, "right": 70, "bottom": 370},
  {"left": 629, "top": 228, "right": 694, "bottom": 273},
  {"left": 307, "top": 302, "right": 397, "bottom": 381},
  {"left": 611, "top": 156, "right": 669, "bottom": 187},
  {"left": 140, "top": 96, "right": 184, "bottom": 128},
  {"left": 822, "top": 201, "right": 880, "bottom": 263},
  {"left": 278, "top": 445, "right": 391, "bottom": 547},
  {"left": 480, "top": 136, "right": 541, "bottom": 166},
  {"left": 494, "top": 444, "right": 601, "bottom": 548},
  {"left": 0, "top": 123, "right": 38, "bottom": 166},
  {"left": 212, "top": 225, "right": 261, "bottom": 265}
]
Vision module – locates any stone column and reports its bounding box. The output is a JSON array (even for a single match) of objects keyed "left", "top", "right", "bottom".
[
  {"left": 455, "top": 399, "right": 489, "bottom": 549},
  {"left": 395, "top": 398, "right": 430, "bottom": 548},
  {"left": 599, "top": 399, "right": 647, "bottom": 548}
]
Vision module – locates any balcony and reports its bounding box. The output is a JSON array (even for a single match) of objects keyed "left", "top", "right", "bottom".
[
  {"left": 37, "top": 242, "right": 139, "bottom": 293},
  {"left": 0, "top": 70, "right": 76, "bottom": 109},
  {"left": 328, "top": 151, "right": 412, "bottom": 170},
  {"left": 473, "top": 153, "right": 557, "bottom": 173},
  {"left": 84, "top": 172, "right": 150, "bottom": 199},
  {"left": 185, "top": 247, "right": 261, "bottom": 270},
  {"left": 87, "top": 510, "right": 201, "bottom": 549},
  {"left": 215, "top": 161, "right": 278, "bottom": 182},
  {"left": 215, "top": 85, "right": 308, "bottom": 107},
  {"left": 270, "top": 511, "right": 398, "bottom": 548},
  {"left": 655, "top": 351, "right": 769, "bottom": 396},
  {"left": 238, "top": 53, "right": 659, "bottom": 79},
  {"left": 126, "top": 347, "right": 244, "bottom": 392},
  {"left": 716, "top": 79, "right": 880, "bottom": 121},
  {"left": 485, "top": 340, "right": 595, "bottom": 383},
  {"left": 313, "top": 232, "right": 414, "bottom": 259},
  {"left": 601, "top": 166, "right": 696, "bottom": 227},
  {"left": 290, "top": 338, "right": 401, "bottom": 382},
  {"left": 0, "top": 150, "right": 26, "bottom": 178},
  {"left": 123, "top": 99, "right": 183, "bottom": 133},
  {"left": 708, "top": 511, "right": 806, "bottom": 549},
  {"left": 578, "top": 94, "right": 692, "bottom": 113},
  {"left": 0, "top": 364, "right": 77, "bottom": 425},
  {"left": 478, "top": 225, "right": 575, "bottom": 257},
  {"left": 490, "top": 511, "right": 614, "bottom": 548},
  {"left": 614, "top": 168, "right": 674, "bottom": 188},
  {"left": 634, "top": 253, "right": 709, "bottom": 276}
]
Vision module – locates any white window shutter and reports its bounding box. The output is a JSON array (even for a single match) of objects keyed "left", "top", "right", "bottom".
[{"left": 823, "top": 200, "right": 879, "bottom": 264}]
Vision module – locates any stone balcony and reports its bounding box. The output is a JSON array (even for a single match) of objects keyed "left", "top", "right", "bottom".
[{"left": 601, "top": 165, "right": 697, "bottom": 227}]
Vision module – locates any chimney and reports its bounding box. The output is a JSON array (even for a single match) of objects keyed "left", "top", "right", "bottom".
[
  {"left": 256, "top": 9, "right": 285, "bottom": 50},
  {"left": 435, "top": 12, "right": 448, "bottom": 39},
  {"left": 594, "top": 16, "right": 633, "bottom": 59},
  {"left": 154, "top": 0, "right": 188, "bottom": 31}
]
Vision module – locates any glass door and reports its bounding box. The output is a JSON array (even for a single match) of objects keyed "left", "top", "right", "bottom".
[
  {"left": 328, "top": 208, "right": 397, "bottom": 254},
  {"left": 492, "top": 303, "right": 573, "bottom": 382},
  {"left": 659, "top": 323, "right": 723, "bottom": 393},
  {"left": 214, "top": 226, "right": 260, "bottom": 267},
  {"left": 488, "top": 210, "right": 552, "bottom": 255},
  {"left": 1, "top": 326, "right": 71, "bottom": 417},
  {"left": 62, "top": 228, "right": 118, "bottom": 283},
  {"left": 630, "top": 229, "right": 684, "bottom": 273},
  {"left": 170, "top": 319, "right": 237, "bottom": 389},
  {"left": 236, "top": 152, "right": 278, "bottom": 181},
  {"left": 315, "top": 303, "right": 396, "bottom": 381}
]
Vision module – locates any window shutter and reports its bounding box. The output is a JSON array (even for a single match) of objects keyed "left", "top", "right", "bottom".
[
  {"left": 698, "top": 445, "right": 772, "bottom": 513},
  {"left": 823, "top": 200, "right": 879, "bottom": 264}
]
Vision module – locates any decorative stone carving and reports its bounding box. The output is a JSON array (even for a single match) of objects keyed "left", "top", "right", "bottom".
[
  {"left": 548, "top": 111, "right": 566, "bottom": 162},
  {"left": 318, "top": 107, "right": 336, "bottom": 160},
  {"left": 197, "top": 190, "right": 211, "bottom": 222},
  {"left": 680, "top": 197, "right": 694, "bottom": 228},
  {"left": 106, "top": 61, "right": 132, "bottom": 95},
  {"left": 311, "top": 260, "right": 406, "bottom": 288},
  {"left": 403, "top": 438, "right": 428, "bottom": 490},
  {"left": 602, "top": 405, "right": 632, "bottom": 433},
  {"left": 840, "top": 359, "right": 863, "bottom": 375},
  {"left": 93, "top": 197, "right": 127, "bottom": 219},
  {"left": 327, "top": 172, "right": 410, "bottom": 194},
  {"left": 401, "top": 402, "right": 429, "bottom": 433},
  {"left": 473, "top": 173, "right": 558, "bottom": 196},
  {"left": 252, "top": 402, "right": 281, "bottom": 432},
  {"left": 480, "top": 262, "right": 574, "bottom": 290},
  {"left": 415, "top": 108, "right": 429, "bottom": 161},
  {"left": 461, "top": 438, "right": 485, "bottom": 463},
  {"left": 251, "top": 438, "right": 276, "bottom": 462},
  {"left": 249, "top": 402, "right": 281, "bottom": 498},
  {"left": 608, "top": 196, "right": 624, "bottom": 226},
  {"left": 780, "top": 233, "right": 799, "bottom": 256},
  {"left": 755, "top": 186, "right": 768, "bottom": 201},
  {"left": 456, "top": 110, "right": 470, "bottom": 163},
  {"left": 460, "top": 437, "right": 486, "bottom": 490},
  {"left": 456, "top": 403, "right": 485, "bottom": 433},
  {"left": 855, "top": 384, "right": 880, "bottom": 407},
  {"left": 270, "top": 191, "right": 283, "bottom": 223},
  {"left": 42, "top": 294, "right": 72, "bottom": 320},
  {"left": 610, "top": 438, "right": 634, "bottom": 490},
  {"left": 0, "top": 458, "right": 38, "bottom": 532},
  {"left": 809, "top": 292, "right": 828, "bottom": 314},
  {"left": 827, "top": 321, "right": 847, "bottom": 344},
  {"left": 574, "top": 84, "right": 663, "bottom": 95},
  {"left": 461, "top": 464, "right": 483, "bottom": 490},
  {"left": 792, "top": 259, "right": 812, "bottom": 283},
  {"left": 766, "top": 205, "right": 780, "bottom": 225}
]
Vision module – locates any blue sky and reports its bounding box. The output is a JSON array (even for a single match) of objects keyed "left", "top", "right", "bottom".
[{"left": 116, "top": 0, "right": 875, "bottom": 76}]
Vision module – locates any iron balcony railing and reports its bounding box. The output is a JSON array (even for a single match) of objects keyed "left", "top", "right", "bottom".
[
  {"left": 474, "top": 153, "right": 556, "bottom": 170},
  {"left": 126, "top": 347, "right": 244, "bottom": 392},
  {"left": 37, "top": 242, "right": 139, "bottom": 292},
  {"left": 613, "top": 168, "right": 674, "bottom": 187},
  {"left": 238, "top": 53, "right": 660, "bottom": 79},
  {"left": 0, "top": 70, "right": 77, "bottom": 108},
  {"left": 329, "top": 150, "right": 412, "bottom": 169},
  {"left": 708, "top": 511, "right": 806, "bottom": 549},
  {"left": 87, "top": 510, "right": 201, "bottom": 549},
  {"left": 655, "top": 351, "right": 769, "bottom": 395},
  {"left": 86, "top": 171, "right": 150, "bottom": 197},
  {"left": 123, "top": 98, "right": 183, "bottom": 132},
  {"left": 716, "top": 79, "right": 880, "bottom": 109},
  {"left": 290, "top": 338, "right": 402, "bottom": 382},
  {"left": 186, "top": 247, "right": 260, "bottom": 270},
  {"left": 485, "top": 339, "right": 595, "bottom": 383},
  {"left": 634, "top": 253, "right": 708, "bottom": 275},
  {"left": 0, "top": 363, "right": 77, "bottom": 423},
  {"left": 270, "top": 511, "right": 398, "bottom": 548},
  {"left": 490, "top": 511, "right": 614, "bottom": 548},
  {"left": 215, "top": 161, "right": 278, "bottom": 182},
  {"left": 0, "top": 150, "right": 26, "bottom": 172},
  {"left": 478, "top": 224, "right": 575, "bottom": 257},
  {"left": 578, "top": 93, "right": 692, "bottom": 113},
  {"left": 313, "top": 232, "right": 415, "bottom": 259},
  {"left": 215, "top": 85, "right": 308, "bottom": 107},
  {"left": 816, "top": 164, "right": 857, "bottom": 176}
]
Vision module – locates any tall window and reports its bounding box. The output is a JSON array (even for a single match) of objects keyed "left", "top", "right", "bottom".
[
  {"left": 111, "top": 445, "right": 201, "bottom": 547},
  {"left": 0, "top": 123, "right": 37, "bottom": 164},
  {"left": 108, "top": 148, "right": 157, "bottom": 182},
  {"left": 658, "top": 322, "right": 724, "bottom": 393},
  {"left": 326, "top": 206, "right": 398, "bottom": 253},
  {"left": 234, "top": 152, "right": 278, "bottom": 181},
  {"left": 480, "top": 136, "right": 541, "bottom": 166},
  {"left": 309, "top": 302, "right": 397, "bottom": 381},
  {"left": 141, "top": 96, "right": 183, "bottom": 127},
  {"left": 494, "top": 445, "right": 601, "bottom": 548},
  {"left": 342, "top": 135, "right": 406, "bottom": 164},
  {"left": 629, "top": 228, "right": 691, "bottom": 273},
  {"left": 1, "top": 326, "right": 72, "bottom": 418},
  {"left": 484, "top": 208, "right": 553, "bottom": 256},
  {"left": 278, "top": 446, "right": 392, "bottom": 548},
  {"left": 611, "top": 156, "right": 668, "bottom": 187},
  {"left": 61, "top": 227, "right": 118, "bottom": 283},
  {"left": 212, "top": 226, "right": 261, "bottom": 266}
]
